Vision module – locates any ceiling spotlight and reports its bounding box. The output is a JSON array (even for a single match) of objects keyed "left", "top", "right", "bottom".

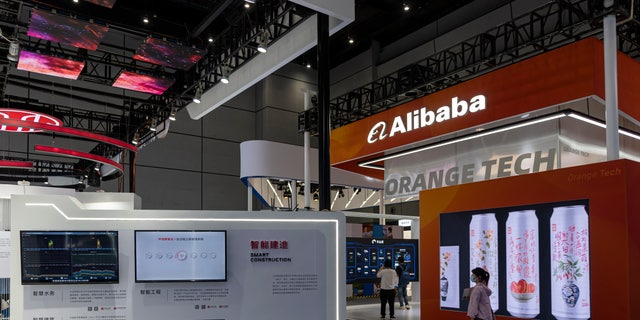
[
  {"left": 7, "top": 41, "right": 19, "bottom": 62},
  {"left": 169, "top": 107, "right": 177, "bottom": 121},
  {"left": 208, "top": 36, "right": 213, "bottom": 43},
  {"left": 193, "top": 86, "right": 202, "bottom": 104},
  {"left": 149, "top": 118, "right": 157, "bottom": 132},
  {"left": 348, "top": 37, "right": 354, "bottom": 44},
  {"left": 257, "top": 30, "right": 267, "bottom": 53},
  {"left": 0, "top": 29, "right": 20, "bottom": 62},
  {"left": 306, "top": 62, "right": 311, "bottom": 69},
  {"left": 220, "top": 65, "right": 230, "bottom": 84},
  {"left": 73, "top": 0, "right": 79, "bottom": 3},
  {"left": 143, "top": 16, "right": 149, "bottom": 24},
  {"left": 403, "top": 3, "right": 410, "bottom": 11},
  {"left": 244, "top": 2, "right": 251, "bottom": 8}
]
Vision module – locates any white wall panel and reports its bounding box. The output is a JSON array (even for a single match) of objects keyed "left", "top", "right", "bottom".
[
  {"left": 135, "top": 166, "right": 202, "bottom": 210},
  {"left": 202, "top": 173, "right": 247, "bottom": 210},
  {"left": 202, "top": 139, "right": 240, "bottom": 175},
  {"left": 136, "top": 132, "right": 202, "bottom": 171}
]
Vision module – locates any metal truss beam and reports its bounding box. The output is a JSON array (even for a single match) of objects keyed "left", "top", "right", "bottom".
[{"left": 299, "top": 0, "right": 640, "bottom": 133}]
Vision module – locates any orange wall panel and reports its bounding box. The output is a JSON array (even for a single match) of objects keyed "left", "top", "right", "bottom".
[{"left": 420, "top": 159, "right": 639, "bottom": 320}]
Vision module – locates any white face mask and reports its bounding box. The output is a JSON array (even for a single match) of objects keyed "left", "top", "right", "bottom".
[{"left": 471, "top": 275, "right": 477, "bottom": 283}]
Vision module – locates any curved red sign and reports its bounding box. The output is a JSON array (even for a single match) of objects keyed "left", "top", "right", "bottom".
[{"left": 0, "top": 108, "right": 63, "bottom": 132}]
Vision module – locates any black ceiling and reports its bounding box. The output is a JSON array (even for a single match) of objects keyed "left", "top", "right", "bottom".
[
  {"left": 0, "top": 0, "right": 477, "bottom": 185},
  {"left": 22, "top": 0, "right": 475, "bottom": 68}
]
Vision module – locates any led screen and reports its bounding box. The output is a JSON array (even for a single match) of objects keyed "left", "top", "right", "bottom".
[
  {"left": 112, "top": 71, "right": 175, "bottom": 95},
  {"left": 20, "top": 231, "right": 119, "bottom": 284},
  {"left": 346, "top": 237, "right": 419, "bottom": 284},
  {"left": 84, "top": 0, "right": 117, "bottom": 8},
  {"left": 133, "top": 37, "right": 206, "bottom": 70},
  {"left": 17, "top": 51, "right": 85, "bottom": 80},
  {"left": 439, "top": 199, "right": 590, "bottom": 319},
  {"left": 135, "top": 230, "right": 227, "bottom": 282},
  {"left": 28, "top": 9, "right": 109, "bottom": 51}
]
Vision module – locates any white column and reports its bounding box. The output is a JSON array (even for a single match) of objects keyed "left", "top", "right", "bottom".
[{"left": 603, "top": 11, "right": 620, "bottom": 160}]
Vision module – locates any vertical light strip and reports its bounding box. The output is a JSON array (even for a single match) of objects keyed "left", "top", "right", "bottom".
[{"left": 266, "top": 179, "right": 284, "bottom": 207}]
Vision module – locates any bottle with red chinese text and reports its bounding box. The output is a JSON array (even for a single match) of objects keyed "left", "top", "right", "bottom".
[
  {"left": 506, "top": 210, "right": 539, "bottom": 318},
  {"left": 550, "top": 205, "right": 590, "bottom": 320},
  {"left": 469, "top": 213, "right": 499, "bottom": 311}
]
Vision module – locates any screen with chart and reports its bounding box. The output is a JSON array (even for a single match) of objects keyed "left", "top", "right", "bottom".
[{"left": 20, "top": 230, "right": 119, "bottom": 284}]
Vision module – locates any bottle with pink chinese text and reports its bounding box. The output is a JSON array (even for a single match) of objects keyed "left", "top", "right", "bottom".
[
  {"left": 550, "top": 205, "right": 590, "bottom": 320},
  {"left": 506, "top": 210, "right": 539, "bottom": 318},
  {"left": 469, "top": 213, "right": 499, "bottom": 311}
]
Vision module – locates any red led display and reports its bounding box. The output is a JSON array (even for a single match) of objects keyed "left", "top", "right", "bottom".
[
  {"left": 112, "top": 70, "right": 175, "bottom": 95},
  {"left": 28, "top": 9, "right": 109, "bottom": 51},
  {"left": 17, "top": 50, "right": 85, "bottom": 80}
]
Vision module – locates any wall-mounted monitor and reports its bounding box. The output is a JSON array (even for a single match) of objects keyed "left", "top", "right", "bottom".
[
  {"left": 28, "top": 9, "right": 109, "bottom": 50},
  {"left": 346, "top": 237, "right": 419, "bottom": 284},
  {"left": 20, "top": 230, "right": 119, "bottom": 285},
  {"left": 135, "top": 230, "right": 227, "bottom": 282},
  {"left": 112, "top": 70, "right": 175, "bottom": 95},
  {"left": 17, "top": 50, "right": 85, "bottom": 80},
  {"left": 133, "top": 37, "right": 206, "bottom": 70}
]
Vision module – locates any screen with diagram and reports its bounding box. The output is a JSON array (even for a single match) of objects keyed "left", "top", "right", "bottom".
[
  {"left": 346, "top": 237, "right": 419, "bottom": 284},
  {"left": 134, "top": 230, "right": 227, "bottom": 282}
]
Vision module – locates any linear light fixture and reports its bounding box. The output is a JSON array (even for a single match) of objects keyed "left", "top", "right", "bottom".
[
  {"left": 34, "top": 145, "right": 124, "bottom": 174},
  {"left": 359, "top": 110, "right": 640, "bottom": 170},
  {"left": 0, "top": 160, "right": 34, "bottom": 170}
]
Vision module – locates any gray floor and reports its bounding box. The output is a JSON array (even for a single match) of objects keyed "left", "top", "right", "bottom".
[{"left": 346, "top": 301, "right": 420, "bottom": 320}]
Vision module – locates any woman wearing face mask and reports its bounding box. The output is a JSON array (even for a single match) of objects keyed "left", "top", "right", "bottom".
[{"left": 467, "top": 267, "right": 493, "bottom": 320}]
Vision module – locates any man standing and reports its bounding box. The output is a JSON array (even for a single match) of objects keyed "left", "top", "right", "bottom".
[
  {"left": 395, "top": 256, "right": 410, "bottom": 309},
  {"left": 377, "top": 259, "right": 397, "bottom": 318}
]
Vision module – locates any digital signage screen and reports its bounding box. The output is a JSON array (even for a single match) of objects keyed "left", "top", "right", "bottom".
[
  {"left": 439, "top": 199, "right": 590, "bottom": 320},
  {"left": 28, "top": 9, "right": 109, "bottom": 51},
  {"left": 133, "top": 37, "right": 206, "bottom": 70},
  {"left": 17, "top": 50, "right": 85, "bottom": 80},
  {"left": 112, "top": 70, "right": 175, "bottom": 95},
  {"left": 346, "top": 237, "right": 419, "bottom": 284},
  {"left": 135, "top": 230, "right": 227, "bottom": 282},
  {"left": 84, "top": 0, "right": 117, "bottom": 8},
  {"left": 20, "top": 230, "right": 119, "bottom": 285}
]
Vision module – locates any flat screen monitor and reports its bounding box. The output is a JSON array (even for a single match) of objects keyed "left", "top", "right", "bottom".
[
  {"left": 346, "top": 237, "right": 419, "bottom": 284},
  {"left": 20, "top": 230, "right": 119, "bottom": 284},
  {"left": 112, "top": 70, "right": 175, "bottom": 95},
  {"left": 133, "top": 37, "right": 205, "bottom": 70},
  {"left": 135, "top": 230, "right": 227, "bottom": 282},
  {"left": 17, "top": 50, "right": 85, "bottom": 80},
  {"left": 28, "top": 9, "right": 109, "bottom": 50}
]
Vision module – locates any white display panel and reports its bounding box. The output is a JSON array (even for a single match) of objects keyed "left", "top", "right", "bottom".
[{"left": 9, "top": 195, "right": 345, "bottom": 320}]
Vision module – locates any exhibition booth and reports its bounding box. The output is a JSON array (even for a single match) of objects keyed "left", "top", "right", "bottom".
[
  {"left": 9, "top": 195, "right": 345, "bottom": 320},
  {"left": 330, "top": 37, "right": 640, "bottom": 320}
]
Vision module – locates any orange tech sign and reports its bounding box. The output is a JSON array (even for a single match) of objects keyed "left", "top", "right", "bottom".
[{"left": 330, "top": 37, "right": 640, "bottom": 180}]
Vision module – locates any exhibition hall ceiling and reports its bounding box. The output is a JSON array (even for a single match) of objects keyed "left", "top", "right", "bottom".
[{"left": 0, "top": 0, "right": 476, "bottom": 186}]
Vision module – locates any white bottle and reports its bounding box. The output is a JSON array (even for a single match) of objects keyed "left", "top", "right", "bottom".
[
  {"left": 550, "top": 205, "right": 590, "bottom": 320},
  {"left": 506, "top": 210, "right": 540, "bottom": 318},
  {"left": 469, "top": 213, "right": 499, "bottom": 311}
]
